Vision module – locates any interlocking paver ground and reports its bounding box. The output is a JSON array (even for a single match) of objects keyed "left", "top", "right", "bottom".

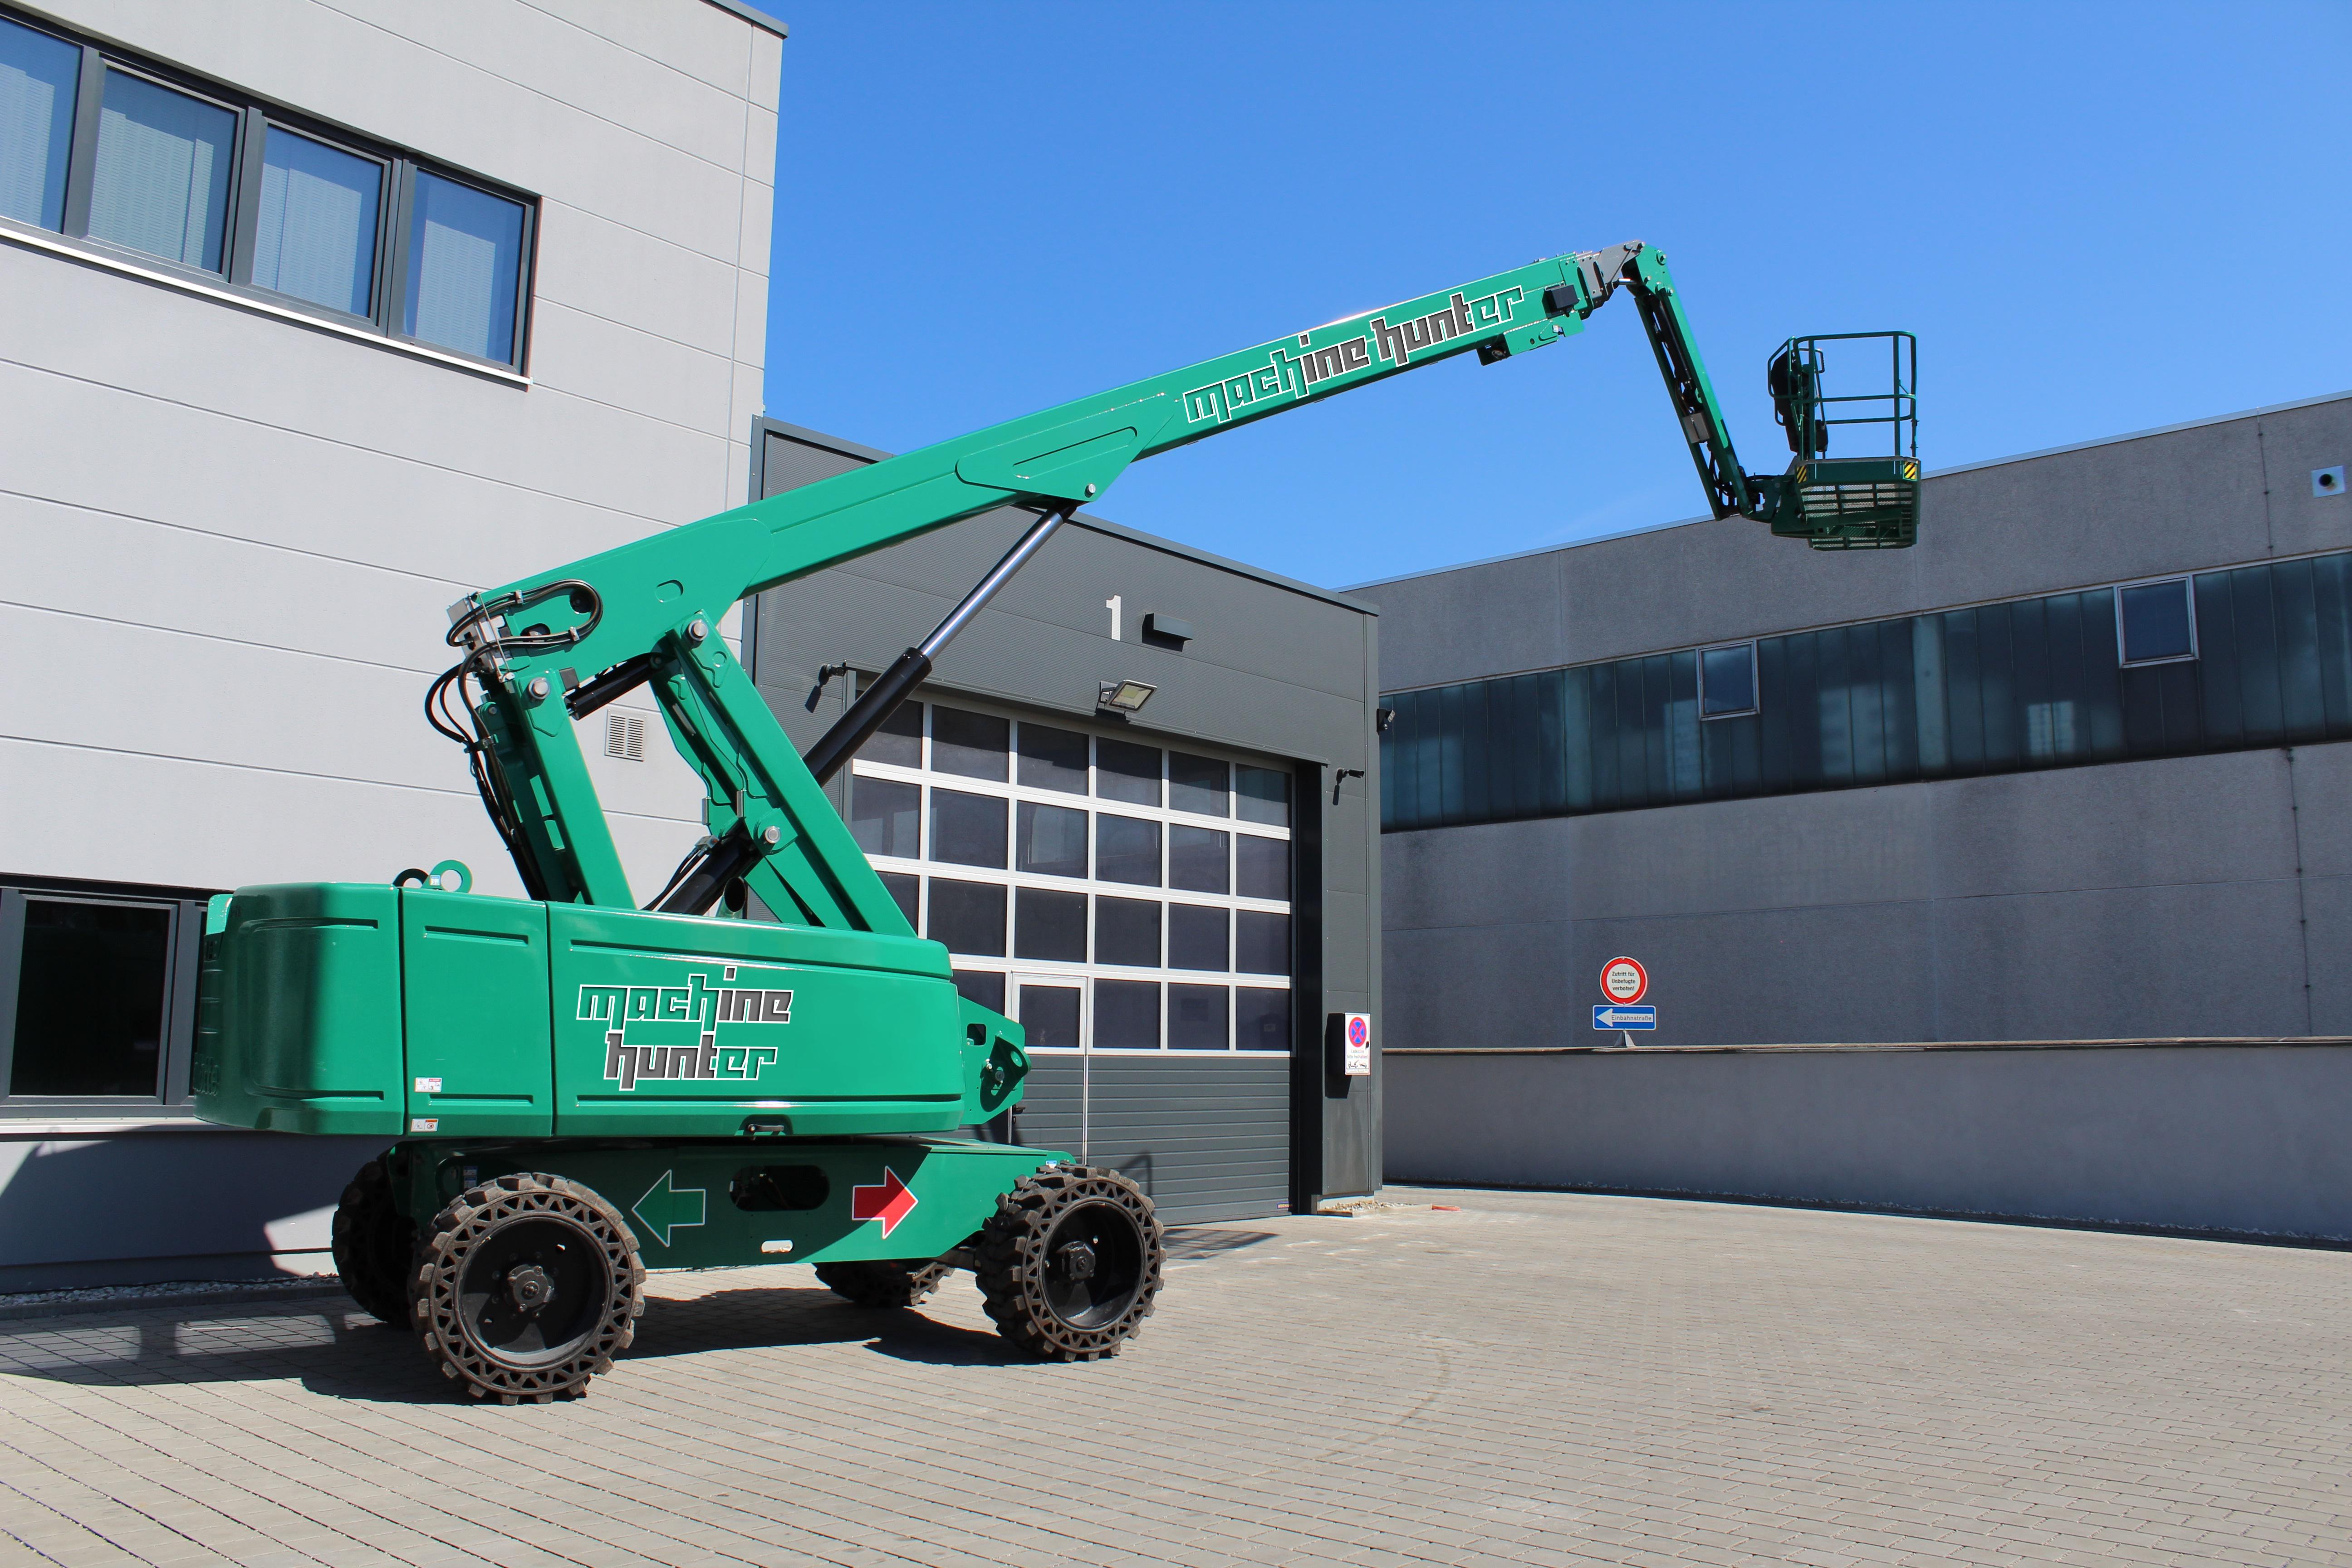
[{"left": 2, "top": 1186, "right": 2349, "bottom": 1565}]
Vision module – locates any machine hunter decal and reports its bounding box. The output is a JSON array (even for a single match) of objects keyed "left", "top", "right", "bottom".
[
  {"left": 1181, "top": 284, "right": 1528, "bottom": 426},
  {"left": 581, "top": 963, "right": 793, "bottom": 1089}
]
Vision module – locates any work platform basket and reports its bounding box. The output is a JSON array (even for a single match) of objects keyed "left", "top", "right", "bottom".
[{"left": 1766, "top": 332, "right": 1919, "bottom": 550}]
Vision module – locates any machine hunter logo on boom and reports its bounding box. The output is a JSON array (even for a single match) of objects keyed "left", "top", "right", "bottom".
[
  {"left": 579, "top": 964, "right": 792, "bottom": 1090},
  {"left": 1182, "top": 284, "right": 1527, "bottom": 426}
]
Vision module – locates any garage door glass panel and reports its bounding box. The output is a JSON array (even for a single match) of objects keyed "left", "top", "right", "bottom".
[
  {"left": 931, "top": 706, "right": 1009, "bottom": 780},
  {"left": 1236, "top": 987, "right": 1290, "bottom": 1051},
  {"left": 925, "top": 878, "right": 1004, "bottom": 956},
  {"left": 1236, "top": 833, "right": 1289, "bottom": 902},
  {"left": 1169, "top": 752, "right": 1229, "bottom": 817},
  {"left": 1236, "top": 910, "right": 1289, "bottom": 976},
  {"left": 930, "top": 788, "right": 1006, "bottom": 867},
  {"left": 1013, "top": 887, "right": 1085, "bottom": 961},
  {"left": 1093, "top": 979, "right": 1159, "bottom": 1049},
  {"left": 1097, "top": 738, "right": 1161, "bottom": 805},
  {"left": 1236, "top": 765, "right": 1289, "bottom": 827},
  {"left": 0, "top": 16, "right": 78, "bottom": 230},
  {"left": 1095, "top": 814, "right": 1160, "bottom": 886},
  {"left": 951, "top": 970, "right": 1004, "bottom": 1012},
  {"left": 1167, "top": 904, "right": 1229, "bottom": 972},
  {"left": 876, "top": 870, "right": 918, "bottom": 928},
  {"left": 1018, "top": 984, "right": 1081, "bottom": 1049},
  {"left": 1094, "top": 896, "right": 1161, "bottom": 968},
  {"left": 1017, "top": 722, "right": 1089, "bottom": 793},
  {"left": 858, "top": 702, "right": 921, "bottom": 767},
  {"left": 1168, "top": 825, "right": 1229, "bottom": 893},
  {"left": 10, "top": 900, "right": 172, "bottom": 1096},
  {"left": 851, "top": 775, "right": 919, "bottom": 858},
  {"left": 89, "top": 70, "right": 235, "bottom": 272},
  {"left": 1016, "top": 801, "right": 1088, "bottom": 878},
  {"left": 1170, "top": 984, "right": 1228, "bottom": 1049}
]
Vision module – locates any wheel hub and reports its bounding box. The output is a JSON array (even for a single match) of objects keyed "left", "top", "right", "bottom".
[
  {"left": 505, "top": 1262, "right": 555, "bottom": 1313},
  {"left": 1054, "top": 1240, "right": 1098, "bottom": 1282}
]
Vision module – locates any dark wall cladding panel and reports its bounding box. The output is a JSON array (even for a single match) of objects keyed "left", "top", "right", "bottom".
[
  {"left": 1382, "top": 548, "right": 2352, "bottom": 833},
  {"left": 1012, "top": 1054, "right": 1289, "bottom": 1225}
]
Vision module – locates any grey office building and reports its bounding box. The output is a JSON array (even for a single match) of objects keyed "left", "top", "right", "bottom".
[{"left": 1367, "top": 389, "right": 2352, "bottom": 1240}]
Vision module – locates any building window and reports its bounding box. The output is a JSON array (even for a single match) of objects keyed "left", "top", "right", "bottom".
[
  {"left": 0, "top": 6, "right": 535, "bottom": 369},
  {"left": 0, "top": 881, "right": 207, "bottom": 1115},
  {"left": 1699, "top": 642, "right": 1758, "bottom": 718},
  {"left": 850, "top": 699, "right": 1294, "bottom": 1054},
  {"left": 2116, "top": 578, "right": 2196, "bottom": 666}
]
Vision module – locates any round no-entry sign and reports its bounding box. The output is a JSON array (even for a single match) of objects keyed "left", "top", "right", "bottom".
[{"left": 1600, "top": 956, "right": 1648, "bottom": 1004}]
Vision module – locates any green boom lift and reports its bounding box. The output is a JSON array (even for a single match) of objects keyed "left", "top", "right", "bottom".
[{"left": 191, "top": 241, "right": 1916, "bottom": 1401}]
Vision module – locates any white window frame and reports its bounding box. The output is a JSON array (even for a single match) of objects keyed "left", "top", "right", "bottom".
[
  {"left": 2113, "top": 576, "right": 2200, "bottom": 667},
  {"left": 849, "top": 697, "right": 1294, "bottom": 1057}
]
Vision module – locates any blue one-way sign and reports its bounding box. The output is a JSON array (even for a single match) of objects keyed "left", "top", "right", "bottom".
[{"left": 1592, "top": 1005, "right": 1656, "bottom": 1030}]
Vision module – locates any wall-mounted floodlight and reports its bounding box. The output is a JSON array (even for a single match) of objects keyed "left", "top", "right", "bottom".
[{"left": 1098, "top": 679, "right": 1156, "bottom": 714}]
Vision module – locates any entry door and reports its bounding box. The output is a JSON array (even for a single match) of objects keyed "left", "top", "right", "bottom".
[{"left": 1011, "top": 975, "right": 1086, "bottom": 1158}]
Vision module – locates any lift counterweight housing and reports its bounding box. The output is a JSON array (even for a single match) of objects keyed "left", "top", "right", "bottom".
[{"left": 189, "top": 240, "right": 1918, "bottom": 1399}]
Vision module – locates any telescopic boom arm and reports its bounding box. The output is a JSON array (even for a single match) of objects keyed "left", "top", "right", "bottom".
[{"left": 437, "top": 242, "right": 1791, "bottom": 925}]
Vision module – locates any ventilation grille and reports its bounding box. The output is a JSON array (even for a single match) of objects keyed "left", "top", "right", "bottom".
[{"left": 605, "top": 711, "right": 646, "bottom": 761}]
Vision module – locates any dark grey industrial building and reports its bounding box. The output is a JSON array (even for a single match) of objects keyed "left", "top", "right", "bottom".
[
  {"left": 745, "top": 419, "right": 1383, "bottom": 1225},
  {"left": 1367, "top": 389, "right": 2352, "bottom": 1240}
]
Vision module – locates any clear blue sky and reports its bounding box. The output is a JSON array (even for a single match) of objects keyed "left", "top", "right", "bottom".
[{"left": 743, "top": 1, "right": 2350, "bottom": 589}]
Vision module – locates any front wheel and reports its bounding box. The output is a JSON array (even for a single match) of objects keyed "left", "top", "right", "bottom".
[
  {"left": 330, "top": 1156, "right": 412, "bottom": 1325},
  {"left": 409, "top": 1173, "right": 644, "bottom": 1402},
  {"left": 975, "top": 1165, "right": 1162, "bottom": 1361}
]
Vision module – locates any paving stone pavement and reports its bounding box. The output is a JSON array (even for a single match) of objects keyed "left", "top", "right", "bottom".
[{"left": 2, "top": 1186, "right": 2349, "bottom": 1567}]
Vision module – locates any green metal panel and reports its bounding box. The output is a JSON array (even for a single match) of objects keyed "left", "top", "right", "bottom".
[
  {"left": 547, "top": 904, "right": 968, "bottom": 1138},
  {"left": 389, "top": 1136, "right": 1067, "bottom": 1270},
  {"left": 400, "top": 889, "right": 552, "bottom": 1137},
  {"left": 190, "top": 884, "right": 404, "bottom": 1135}
]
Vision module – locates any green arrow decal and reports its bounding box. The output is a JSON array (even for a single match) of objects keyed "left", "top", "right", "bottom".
[{"left": 632, "top": 1169, "right": 706, "bottom": 1248}]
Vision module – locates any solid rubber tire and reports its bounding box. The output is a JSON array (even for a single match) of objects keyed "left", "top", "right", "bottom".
[
  {"left": 408, "top": 1172, "right": 643, "bottom": 1402},
  {"left": 975, "top": 1165, "right": 1163, "bottom": 1362},
  {"left": 329, "top": 1156, "right": 413, "bottom": 1326}
]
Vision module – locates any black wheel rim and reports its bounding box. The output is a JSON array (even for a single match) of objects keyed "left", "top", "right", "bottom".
[
  {"left": 455, "top": 1216, "right": 610, "bottom": 1367},
  {"left": 1039, "top": 1199, "right": 1146, "bottom": 1329}
]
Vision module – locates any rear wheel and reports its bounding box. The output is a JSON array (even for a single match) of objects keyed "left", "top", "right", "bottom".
[
  {"left": 975, "top": 1166, "right": 1162, "bottom": 1361},
  {"left": 409, "top": 1173, "right": 643, "bottom": 1403},
  {"left": 330, "top": 1156, "right": 412, "bottom": 1325},
  {"left": 814, "top": 1259, "right": 950, "bottom": 1309}
]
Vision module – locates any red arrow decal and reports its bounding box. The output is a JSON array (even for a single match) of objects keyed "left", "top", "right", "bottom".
[{"left": 849, "top": 1167, "right": 919, "bottom": 1238}]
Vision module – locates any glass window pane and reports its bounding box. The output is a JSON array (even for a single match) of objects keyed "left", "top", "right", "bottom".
[
  {"left": 1236, "top": 909, "right": 1289, "bottom": 976},
  {"left": 403, "top": 169, "right": 525, "bottom": 363},
  {"left": 1168, "top": 825, "right": 1229, "bottom": 893},
  {"left": 876, "top": 870, "right": 918, "bottom": 928},
  {"left": 1096, "top": 737, "right": 1160, "bottom": 805},
  {"left": 929, "top": 788, "right": 1006, "bottom": 868},
  {"left": 850, "top": 775, "right": 920, "bottom": 859},
  {"left": 1169, "top": 751, "right": 1229, "bottom": 816},
  {"left": 1236, "top": 764, "right": 1289, "bottom": 827},
  {"left": 856, "top": 699, "right": 921, "bottom": 767},
  {"left": 1017, "top": 721, "right": 1089, "bottom": 793},
  {"left": 951, "top": 969, "right": 1004, "bottom": 1013},
  {"left": 925, "top": 877, "right": 1004, "bottom": 957},
  {"left": 2120, "top": 580, "right": 2195, "bottom": 664},
  {"left": 0, "top": 16, "right": 79, "bottom": 231},
  {"left": 253, "top": 127, "right": 379, "bottom": 314},
  {"left": 1701, "top": 645, "right": 1756, "bottom": 717},
  {"left": 1092, "top": 979, "right": 1159, "bottom": 1049},
  {"left": 1167, "top": 904, "right": 1229, "bottom": 972},
  {"left": 10, "top": 900, "right": 170, "bottom": 1096},
  {"left": 1094, "top": 896, "right": 1161, "bottom": 967},
  {"left": 931, "top": 706, "right": 1009, "bottom": 781},
  {"left": 1235, "top": 987, "right": 1291, "bottom": 1052},
  {"left": 1013, "top": 887, "right": 1086, "bottom": 962},
  {"left": 89, "top": 71, "right": 234, "bottom": 272},
  {"left": 1170, "top": 984, "right": 1228, "bottom": 1049},
  {"left": 1015, "top": 801, "right": 1088, "bottom": 878},
  {"left": 1094, "top": 813, "right": 1160, "bottom": 886},
  {"left": 1019, "top": 984, "right": 1081, "bottom": 1049},
  {"left": 1236, "top": 834, "right": 1289, "bottom": 902}
]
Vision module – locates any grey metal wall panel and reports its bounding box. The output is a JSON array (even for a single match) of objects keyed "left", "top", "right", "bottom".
[
  {"left": 1016, "top": 1055, "right": 1291, "bottom": 1225},
  {"left": 1384, "top": 1044, "right": 2352, "bottom": 1241}
]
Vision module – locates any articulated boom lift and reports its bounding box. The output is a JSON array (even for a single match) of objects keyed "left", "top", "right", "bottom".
[{"left": 192, "top": 241, "right": 1917, "bottom": 1401}]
